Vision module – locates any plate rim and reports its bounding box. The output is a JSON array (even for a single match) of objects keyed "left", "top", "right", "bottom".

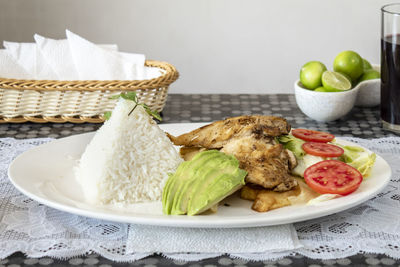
[{"left": 7, "top": 123, "right": 392, "bottom": 228}]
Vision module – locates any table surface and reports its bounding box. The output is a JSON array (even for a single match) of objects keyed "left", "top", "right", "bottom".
[{"left": 0, "top": 94, "right": 398, "bottom": 267}]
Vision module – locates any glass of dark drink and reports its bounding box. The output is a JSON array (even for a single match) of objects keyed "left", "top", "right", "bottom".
[{"left": 381, "top": 4, "right": 400, "bottom": 134}]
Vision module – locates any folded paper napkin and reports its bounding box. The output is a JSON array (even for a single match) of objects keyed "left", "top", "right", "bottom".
[
  {"left": 0, "top": 50, "right": 31, "bottom": 79},
  {"left": 0, "top": 30, "right": 162, "bottom": 81},
  {"left": 126, "top": 224, "right": 302, "bottom": 257},
  {"left": 34, "top": 34, "right": 118, "bottom": 80},
  {"left": 3, "top": 41, "right": 57, "bottom": 79}
]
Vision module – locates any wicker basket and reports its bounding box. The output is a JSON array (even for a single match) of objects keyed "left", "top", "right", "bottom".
[{"left": 0, "top": 60, "right": 178, "bottom": 123}]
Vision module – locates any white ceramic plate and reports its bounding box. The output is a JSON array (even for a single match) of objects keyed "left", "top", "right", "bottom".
[{"left": 8, "top": 123, "right": 391, "bottom": 228}]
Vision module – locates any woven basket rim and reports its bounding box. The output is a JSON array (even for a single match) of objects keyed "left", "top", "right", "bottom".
[{"left": 0, "top": 60, "right": 179, "bottom": 91}]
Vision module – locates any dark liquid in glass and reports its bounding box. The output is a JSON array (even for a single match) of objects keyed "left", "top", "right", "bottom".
[{"left": 381, "top": 34, "right": 400, "bottom": 125}]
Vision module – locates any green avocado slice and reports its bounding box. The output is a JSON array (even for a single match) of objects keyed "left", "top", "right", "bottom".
[
  {"left": 163, "top": 160, "right": 198, "bottom": 214},
  {"left": 184, "top": 156, "right": 237, "bottom": 213},
  {"left": 162, "top": 172, "right": 177, "bottom": 213},
  {"left": 162, "top": 150, "right": 247, "bottom": 215},
  {"left": 187, "top": 159, "right": 247, "bottom": 216},
  {"left": 171, "top": 151, "right": 226, "bottom": 215},
  {"left": 162, "top": 150, "right": 221, "bottom": 215}
]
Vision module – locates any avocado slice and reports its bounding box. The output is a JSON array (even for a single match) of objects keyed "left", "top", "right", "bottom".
[
  {"left": 162, "top": 172, "right": 177, "bottom": 213},
  {"left": 187, "top": 158, "right": 247, "bottom": 216},
  {"left": 162, "top": 150, "right": 221, "bottom": 215},
  {"left": 171, "top": 152, "right": 226, "bottom": 215},
  {"left": 184, "top": 156, "right": 237, "bottom": 214},
  {"left": 162, "top": 150, "right": 247, "bottom": 215},
  {"left": 163, "top": 160, "right": 197, "bottom": 214}
]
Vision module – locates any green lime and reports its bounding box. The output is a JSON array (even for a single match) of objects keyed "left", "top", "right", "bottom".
[
  {"left": 314, "top": 86, "right": 327, "bottom": 92},
  {"left": 338, "top": 72, "right": 359, "bottom": 88},
  {"left": 358, "top": 69, "right": 380, "bottom": 82},
  {"left": 321, "top": 71, "right": 352, "bottom": 92},
  {"left": 362, "top": 58, "right": 373, "bottom": 71},
  {"left": 300, "top": 61, "right": 327, "bottom": 89},
  {"left": 333, "top": 51, "right": 364, "bottom": 82}
]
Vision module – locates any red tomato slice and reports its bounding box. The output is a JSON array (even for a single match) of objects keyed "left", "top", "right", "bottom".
[
  {"left": 292, "top": 129, "right": 335, "bottom": 143},
  {"left": 302, "top": 142, "right": 344, "bottom": 157},
  {"left": 304, "top": 160, "right": 363, "bottom": 195}
]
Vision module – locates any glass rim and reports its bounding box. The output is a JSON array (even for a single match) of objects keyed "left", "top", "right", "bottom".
[{"left": 382, "top": 3, "right": 400, "bottom": 15}]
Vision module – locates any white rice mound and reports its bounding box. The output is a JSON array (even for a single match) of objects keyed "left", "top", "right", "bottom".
[{"left": 75, "top": 98, "right": 182, "bottom": 205}]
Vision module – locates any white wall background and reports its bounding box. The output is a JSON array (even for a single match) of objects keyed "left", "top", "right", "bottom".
[{"left": 0, "top": 0, "right": 391, "bottom": 94}]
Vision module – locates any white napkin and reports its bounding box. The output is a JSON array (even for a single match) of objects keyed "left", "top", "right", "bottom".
[
  {"left": 126, "top": 224, "right": 302, "bottom": 254},
  {"left": 34, "top": 34, "right": 119, "bottom": 80},
  {"left": 66, "top": 30, "right": 143, "bottom": 80},
  {"left": 3, "top": 41, "right": 58, "bottom": 80},
  {"left": 0, "top": 50, "right": 31, "bottom": 79},
  {"left": 0, "top": 30, "right": 163, "bottom": 81},
  {"left": 119, "top": 51, "right": 163, "bottom": 80}
]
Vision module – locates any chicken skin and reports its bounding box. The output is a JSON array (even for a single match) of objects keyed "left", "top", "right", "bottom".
[
  {"left": 221, "top": 136, "right": 297, "bottom": 191},
  {"left": 166, "top": 115, "right": 290, "bottom": 148},
  {"left": 240, "top": 183, "right": 301, "bottom": 212},
  {"left": 167, "top": 115, "right": 298, "bottom": 192},
  {"left": 240, "top": 178, "right": 319, "bottom": 212}
]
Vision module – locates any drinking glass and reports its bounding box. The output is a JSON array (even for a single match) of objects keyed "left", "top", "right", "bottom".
[{"left": 381, "top": 3, "right": 400, "bottom": 134}]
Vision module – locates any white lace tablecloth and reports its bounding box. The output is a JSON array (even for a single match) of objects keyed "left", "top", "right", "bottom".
[{"left": 0, "top": 137, "right": 399, "bottom": 261}]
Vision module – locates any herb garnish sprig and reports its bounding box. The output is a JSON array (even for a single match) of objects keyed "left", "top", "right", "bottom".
[{"left": 104, "top": 92, "right": 162, "bottom": 121}]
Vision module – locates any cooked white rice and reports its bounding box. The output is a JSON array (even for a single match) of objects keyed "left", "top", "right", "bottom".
[{"left": 75, "top": 98, "right": 182, "bottom": 205}]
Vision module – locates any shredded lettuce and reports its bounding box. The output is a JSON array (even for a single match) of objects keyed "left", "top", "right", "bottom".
[
  {"left": 336, "top": 144, "right": 376, "bottom": 178},
  {"left": 277, "top": 134, "right": 306, "bottom": 158},
  {"left": 278, "top": 135, "right": 376, "bottom": 178},
  {"left": 292, "top": 154, "right": 325, "bottom": 177},
  {"left": 278, "top": 134, "right": 321, "bottom": 177}
]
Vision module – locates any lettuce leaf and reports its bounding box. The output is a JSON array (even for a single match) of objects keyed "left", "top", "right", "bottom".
[
  {"left": 337, "top": 144, "right": 376, "bottom": 178},
  {"left": 278, "top": 135, "right": 376, "bottom": 178},
  {"left": 277, "top": 134, "right": 306, "bottom": 158},
  {"left": 292, "top": 154, "right": 325, "bottom": 177}
]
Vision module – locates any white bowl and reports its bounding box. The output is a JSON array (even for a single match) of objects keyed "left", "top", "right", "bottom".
[
  {"left": 354, "top": 64, "right": 380, "bottom": 107},
  {"left": 294, "top": 80, "right": 360, "bottom": 122}
]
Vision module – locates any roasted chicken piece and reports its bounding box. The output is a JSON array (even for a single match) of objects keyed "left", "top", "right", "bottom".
[
  {"left": 167, "top": 115, "right": 290, "bottom": 148},
  {"left": 167, "top": 115, "right": 298, "bottom": 191},
  {"left": 221, "top": 136, "right": 297, "bottom": 191},
  {"left": 241, "top": 184, "right": 301, "bottom": 212},
  {"left": 241, "top": 178, "right": 320, "bottom": 212},
  {"left": 179, "top": 147, "right": 206, "bottom": 161}
]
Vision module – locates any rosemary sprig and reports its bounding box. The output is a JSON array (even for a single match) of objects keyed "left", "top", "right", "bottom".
[{"left": 104, "top": 92, "right": 162, "bottom": 121}]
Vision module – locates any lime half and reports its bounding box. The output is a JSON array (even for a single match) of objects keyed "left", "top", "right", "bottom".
[{"left": 321, "top": 71, "right": 352, "bottom": 92}]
